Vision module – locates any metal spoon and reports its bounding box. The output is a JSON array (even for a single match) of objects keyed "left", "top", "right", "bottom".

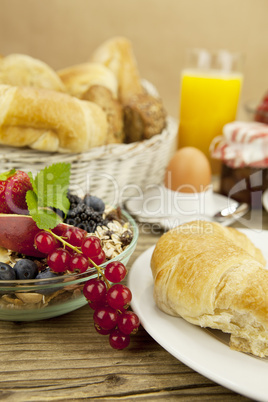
[
  {"left": 213, "top": 202, "right": 249, "bottom": 222},
  {"left": 124, "top": 202, "right": 249, "bottom": 226}
]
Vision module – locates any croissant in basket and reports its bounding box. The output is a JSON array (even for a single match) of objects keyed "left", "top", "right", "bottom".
[
  {"left": 0, "top": 36, "right": 167, "bottom": 152},
  {"left": 0, "top": 84, "right": 108, "bottom": 152},
  {"left": 151, "top": 220, "right": 268, "bottom": 357},
  {"left": 0, "top": 53, "right": 66, "bottom": 92}
]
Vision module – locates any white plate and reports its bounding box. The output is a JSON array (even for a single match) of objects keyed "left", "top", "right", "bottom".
[
  {"left": 124, "top": 185, "right": 239, "bottom": 230},
  {"left": 128, "top": 229, "right": 268, "bottom": 401}
]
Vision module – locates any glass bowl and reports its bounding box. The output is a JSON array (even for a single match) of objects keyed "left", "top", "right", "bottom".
[{"left": 0, "top": 210, "right": 138, "bottom": 322}]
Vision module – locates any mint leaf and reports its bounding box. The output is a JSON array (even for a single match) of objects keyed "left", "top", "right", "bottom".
[
  {"left": 26, "top": 190, "right": 38, "bottom": 215},
  {"left": 33, "top": 163, "right": 70, "bottom": 214},
  {"left": 26, "top": 162, "right": 71, "bottom": 231},
  {"left": 27, "top": 171, "right": 38, "bottom": 194},
  {"left": 26, "top": 189, "right": 63, "bottom": 230},
  {"left": 30, "top": 209, "right": 63, "bottom": 230},
  {"left": 0, "top": 169, "right": 16, "bottom": 181}
]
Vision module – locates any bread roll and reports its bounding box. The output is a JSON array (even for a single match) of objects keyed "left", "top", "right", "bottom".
[
  {"left": 0, "top": 54, "right": 66, "bottom": 92},
  {"left": 91, "top": 36, "right": 144, "bottom": 102},
  {"left": 151, "top": 220, "right": 268, "bottom": 357},
  {"left": 91, "top": 37, "right": 167, "bottom": 141},
  {"left": 0, "top": 84, "right": 108, "bottom": 152},
  {"left": 82, "top": 85, "right": 124, "bottom": 144},
  {"left": 123, "top": 93, "right": 166, "bottom": 141},
  {"left": 57, "top": 62, "right": 118, "bottom": 99}
]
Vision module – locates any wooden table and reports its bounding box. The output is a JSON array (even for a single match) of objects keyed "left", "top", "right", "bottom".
[{"left": 1, "top": 210, "right": 267, "bottom": 402}]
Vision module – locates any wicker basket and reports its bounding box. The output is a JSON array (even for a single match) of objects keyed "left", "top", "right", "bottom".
[{"left": 0, "top": 116, "right": 177, "bottom": 204}]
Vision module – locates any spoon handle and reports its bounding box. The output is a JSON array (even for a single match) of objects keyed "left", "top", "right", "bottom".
[{"left": 213, "top": 202, "right": 249, "bottom": 221}]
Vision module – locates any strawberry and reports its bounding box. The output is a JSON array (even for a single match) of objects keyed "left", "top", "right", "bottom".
[{"left": 0, "top": 169, "right": 33, "bottom": 215}]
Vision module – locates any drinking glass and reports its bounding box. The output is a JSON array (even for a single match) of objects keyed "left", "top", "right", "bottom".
[{"left": 178, "top": 49, "right": 244, "bottom": 174}]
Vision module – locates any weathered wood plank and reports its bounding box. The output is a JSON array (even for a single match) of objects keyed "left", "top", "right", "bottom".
[{"left": 0, "top": 216, "right": 262, "bottom": 401}]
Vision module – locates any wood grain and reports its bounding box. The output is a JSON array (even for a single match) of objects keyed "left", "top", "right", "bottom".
[{"left": 1, "top": 212, "right": 265, "bottom": 401}]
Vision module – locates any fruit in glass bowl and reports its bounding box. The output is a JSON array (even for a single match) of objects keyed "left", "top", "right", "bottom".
[
  {"left": 0, "top": 163, "right": 138, "bottom": 323},
  {"left": 0, "top": 208, "right": 138, "bottom": 322}
]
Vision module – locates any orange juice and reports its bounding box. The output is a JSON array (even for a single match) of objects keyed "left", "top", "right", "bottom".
[{"left": 178, "top": 69, "right": 243, "bottom": 173}]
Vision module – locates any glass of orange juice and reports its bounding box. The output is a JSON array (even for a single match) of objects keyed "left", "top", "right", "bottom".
[{"left": 178, "top": 49, "right": 243, "bottom": 174}]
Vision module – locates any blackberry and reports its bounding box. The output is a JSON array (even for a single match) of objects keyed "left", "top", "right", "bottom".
[
  {"left": 64, "top": 202, "right": 107, "bottom": 233},
  {"left": 67, "top": 193, "right": 83, "bottom": 210}
]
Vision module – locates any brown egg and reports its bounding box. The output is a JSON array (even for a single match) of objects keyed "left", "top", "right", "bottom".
[{"left": 164, "top": 147, "right": 212, "bottom": 193}]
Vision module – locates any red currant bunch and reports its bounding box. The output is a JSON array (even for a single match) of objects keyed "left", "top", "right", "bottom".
[
  {"left": 34, "top": 225, "right": 140, "bottom": 350},
  {"left": 34, "top": 228, "right": 104, "bottom": 274},
  {"left": 83, "top": 260, "right": 140, "bottom": 350}
]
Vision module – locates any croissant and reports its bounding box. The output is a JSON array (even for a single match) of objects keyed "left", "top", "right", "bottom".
[
  {"left": 0, "top": 84, "right": 108, "bottom": 152},
  {"left": 151, "top": 220, "right": 268, "bottom": 357},
  {"left": 57, "top": 62, "right": 118, "bottom": 99},
  {"left": 90, "top": 36, "right": 144, "bottom": 102},
  {"left": 0, "top": 53, "right": 66, "bottom": 92}
]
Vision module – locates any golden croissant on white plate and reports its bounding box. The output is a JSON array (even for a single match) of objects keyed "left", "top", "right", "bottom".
[{"left": 151, "top": 220, "right": 268, "bottom": 357}]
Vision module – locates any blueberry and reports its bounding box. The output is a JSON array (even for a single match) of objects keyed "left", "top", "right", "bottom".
[
  {"left": 13, "top": 259, "right": 39, "bottom": 280},
  {"left": 84, "top": 194, "right": 105, "bottom": 213},
  {"left": 0, "top": 262, "right": 16, "bottom": 281},
  {"left": 35, "top": 268, "right": 61, "bottom": 295},
  {"left": 35, "top": 268, "right": 58, "bottom": 280}
]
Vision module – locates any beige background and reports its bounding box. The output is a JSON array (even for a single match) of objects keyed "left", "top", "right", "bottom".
[{"left": 0, "top": 0, "right": 267, "bottom": 119}]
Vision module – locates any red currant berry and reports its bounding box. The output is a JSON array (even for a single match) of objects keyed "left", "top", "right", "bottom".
[
  {"left": 106, "top": 284, "right": 132, "bottom": 310},
  {"left": 87, "top": 300, "right": 107, "bottom": 311},
  {"left": 94, "top": 323, "right": 111, "bottom": 335},
  {"left": 93, "top": 306, "right": 118, "bottom": 330},
  {"left": 81, "top": 236, "right": 102, "bottom": 258},
  {"left": 88, "top": 249, "right": 106, "bottom": 267},
  {"left": 47, "top": 248, "right": 71, "bottom": 273},
  {"left": 69, "top": 253, "right": 89, "bottom": 273},
  {"left": 83, "top": 278, "right": 107, "bottom": 304},
  {"left": 109, "top": 328, "right": 130, "bottom": 350},
  {"left": 104, "top": 261, "right": 127, "bottom": 283},
  {"left": 34, "top": 231, "right": 58, "bottom": 254},
  {"left": 117, "top": 310, "right": 140, "bottom": 334},
  {"left": 64, "top": 227, "right": 86, "bottom": 247}
]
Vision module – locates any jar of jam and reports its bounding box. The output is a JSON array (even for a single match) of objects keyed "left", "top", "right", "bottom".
[{"left": 210, "top": 121, "right": 268, "bottom": 208}]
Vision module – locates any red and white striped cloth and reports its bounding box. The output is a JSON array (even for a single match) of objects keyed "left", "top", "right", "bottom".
[{"left": 210, "top": 121, "right": 268, "bottom": 168}]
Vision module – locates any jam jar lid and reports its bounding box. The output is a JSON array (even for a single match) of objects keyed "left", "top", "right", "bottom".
[{"left": 210, "top": 121, "right": 268, "bottom": 168}]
